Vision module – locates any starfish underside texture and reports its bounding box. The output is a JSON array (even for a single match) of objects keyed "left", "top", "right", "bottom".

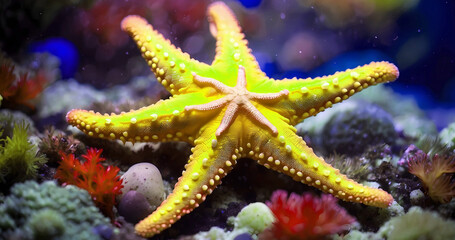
[{"left": 67, "top": 2, "right": 399, "bottom": 237}]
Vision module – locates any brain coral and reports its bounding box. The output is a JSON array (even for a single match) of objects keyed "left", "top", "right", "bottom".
[{"left": 0, "top": 181, "right": 111, "bottom": 240}]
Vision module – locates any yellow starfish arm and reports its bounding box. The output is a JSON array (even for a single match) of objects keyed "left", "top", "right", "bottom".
[
  {"left": 269, "top": 61, "right": 399, "bottom": 125},
  {"left": 208, "top": 2, "right": 266, "bottom": 86},
  {"left": 135, "top": 119, "right": 238, "bottom": 237},
  {"left": 66, "top": 94, "right": 215, "bottom": 144},
  {"left": 247, "top": 110, "right": 394, "bottom": 208},
  {"left": 121, "top": 15, "right": 212, "bottom": 95}
]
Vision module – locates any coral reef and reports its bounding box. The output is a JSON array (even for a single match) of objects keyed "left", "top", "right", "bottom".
[
  {"left": 0, "top": 181, "right": 110, "bottom": 240},
  {"left": 321, "top": 102, "right": 397, "bottom": 155},
  {"left": 55, "top": 148, "right": 123, "bottom": 219},
  {"left": 260, "top": 190, "right": 356, "bottom": 240},
  {"left": 0, "top": 122, "right": 46, "bottom": 186},
  {"left": 377, "top": 206, "right": 455, "bottom": 240}
]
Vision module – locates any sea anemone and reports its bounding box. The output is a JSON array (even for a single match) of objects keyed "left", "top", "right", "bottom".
[
  {"left": 0, "top": 122, "right": 47, "bottom": 185},
  {"left": 408, "top": 152, "right": 455, "bottom": 203}
]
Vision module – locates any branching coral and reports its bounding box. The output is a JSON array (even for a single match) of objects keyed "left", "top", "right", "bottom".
[
  {"left": 55, "top": 148, "right": 123, "bottom": 219},
  {"left": 408, "top": 152, "right": 455, "bottom": 203},
  {"left": 0, "top": 122, "right": 47, "bottom": 185},
  {"left": 260, "top": 190, "right": 356, "bottom": 240}
]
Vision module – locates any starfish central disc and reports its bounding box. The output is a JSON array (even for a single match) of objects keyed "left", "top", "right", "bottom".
[{"left": 184, "top": 65, "right": 289, "bottom": 136}]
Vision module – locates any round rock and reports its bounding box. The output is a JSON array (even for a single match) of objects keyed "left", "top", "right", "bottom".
[{"left": 120, "top": 162, "right": 165, "bottom": 210}]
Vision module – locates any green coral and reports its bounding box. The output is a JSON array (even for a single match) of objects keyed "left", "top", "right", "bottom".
[
  {"left": 230, "top": 202, "right": 275, "bottom": 235},
  {"left": 440, "top": 122, "right": 455, "bottom": 149},
  {"left": 341, "top": 207, "right": 455, "bottom": 240},
  {"left": 377, "top": 206, "right": 455, "bottom": 240},
  {"left": 0, "top": 122, "right": 46, "bottom": 184},
  {"left": 0, "top": 180, "right": 111, "bottom": 240},
  {"left": 25, "top": 209, "right": 66, "bottom": 240}
]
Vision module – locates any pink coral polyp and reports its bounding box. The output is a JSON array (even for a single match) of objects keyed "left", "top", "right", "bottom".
[{"left": 265, "top": 190, "right": 356, "bottom": 239}]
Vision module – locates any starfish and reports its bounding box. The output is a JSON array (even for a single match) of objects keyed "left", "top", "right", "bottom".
[{"left": 66, "top": 2, "right": 399, "bottom": 237}]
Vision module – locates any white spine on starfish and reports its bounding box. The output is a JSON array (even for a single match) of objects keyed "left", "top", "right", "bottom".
[
  {"left": 216, "top": 102, "right": 239, "bottom": 136},
  {"left": 249, "top": 91, "right": 290, "bottom": 101},
  {"left": 185, "top": 96, "right": 230, "bottom": 111},
  {"left": 242, "top": 100, "right": 278, "bottom": 134},
  {"left": 236, "top": 65, "right": 247, "bottom": 87},
  {"left": 185, "top": 65, "right": 288, "bottom": 137},
  {"left": 190, "top": 72, "right": 232, "bottom": 92}
]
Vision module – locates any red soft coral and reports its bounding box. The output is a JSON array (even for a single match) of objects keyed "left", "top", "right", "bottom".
[
  {"left": 0, "top": 61, "right": 48, "bottom": 109},
  {"left": 260, "top": 190, "right": 356, "bottom": 240},
  {"left": 408, "top": 153, "right": 455, "bottom": 203},
  {"left": 55, "top": 148, "right": 123, "bottom": 220}
]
